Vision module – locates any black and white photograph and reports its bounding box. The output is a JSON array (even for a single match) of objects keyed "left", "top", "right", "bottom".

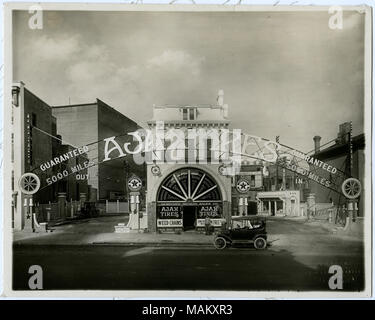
[{"left": 1, "top": 2, "right": 372, "bottom": 298}]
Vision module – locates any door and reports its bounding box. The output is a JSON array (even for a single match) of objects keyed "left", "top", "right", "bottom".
[
  {"left": 247, "top": 201, "right": 257, "bottom": 215},
  {"left": 183, "top": 206, "right": 196, "bottom": 231}
]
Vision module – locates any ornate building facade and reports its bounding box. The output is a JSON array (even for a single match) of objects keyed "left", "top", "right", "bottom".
[{"left": 146, "top": 91, "right": 233, "bottom": 232}]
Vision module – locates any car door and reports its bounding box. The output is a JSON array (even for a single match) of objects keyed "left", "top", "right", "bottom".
[
  {"left": 230, "top": 226, "right": 242, "bottom": 240},
  {"left": 231, "top": 227, "right": 249, "bottom": 240}
]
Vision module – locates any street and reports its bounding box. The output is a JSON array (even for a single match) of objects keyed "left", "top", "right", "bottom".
[{"left": 13, "top": 217, "right": 364, "bottom": 291}]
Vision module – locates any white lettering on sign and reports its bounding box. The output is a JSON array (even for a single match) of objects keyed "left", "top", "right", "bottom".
[
  {"left": 196, "top": 219, "right": 225, "bottom": 227},
  {"left": 287, "top": 150, "right": 338, "bottom": 175},
  {"left": 76, "top": 174, "right": 89, "bottom": 180},
  {"left": 71, "top": 160, "right": 93, "bottom": 173},
  {"left": 46, "top": 160, "right": 93, "bottom": 185},
  {"left": 199, "top": 206, "right": 218, "bottom": 212},
  {"left": 282, "top": 158, "right": 332, "bottom": 188},
  {"left": 40, "top": 146, "right": 89, "bottom": 171},
  {"left": 159, "top": 206, "right": 181, "bottom": 218},
  {"left": 157, "top": 219, "right": 183, "bottom": 227},
  {"left": 198, "top": 205, "right": 221, "bottom": 218},
  {"left": 101, "top": 124, "right": 339, "bottom": 184},
  {"left": 304, "top": 155, "right": 337, "bottom": 174},
  {"left": 46, "top": 170, "right": 69, "bottom": 185}
]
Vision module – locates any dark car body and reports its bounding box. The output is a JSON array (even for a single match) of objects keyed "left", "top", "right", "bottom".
[
  {"left": 214, "top": 216, "right": 267, "bottom": 249},
  {"left": 79, "top": 202, "right": 100, "bottom": 218}
]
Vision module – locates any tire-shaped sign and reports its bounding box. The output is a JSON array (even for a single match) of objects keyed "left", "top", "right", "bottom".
[
  {"left": 341, "top": 178, "right": 361, "bottom": 199},
  {"left": 18, "top": 173, "right": 41, "bottom": 195}
]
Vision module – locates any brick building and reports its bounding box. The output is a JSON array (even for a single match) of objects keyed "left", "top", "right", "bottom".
[
  {"left": 52, "top": 99, "right": 145, "bottom": 201},
  {"left": 309, "top": 122, "right": 365, "bottom": 215},
  {"left": 11, "top": 82, "right": 89, "bottom": 229}
]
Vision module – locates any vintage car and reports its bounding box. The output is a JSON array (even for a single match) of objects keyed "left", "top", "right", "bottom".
[
  {"left": 213, "top": 216, "right": 267, "bottom": 250},
  {"left": 79, "top": 202, "right": 100, "bottom": 218}
]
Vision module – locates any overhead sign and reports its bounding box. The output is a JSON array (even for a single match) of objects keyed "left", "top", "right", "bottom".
[{"left": 29, "top": 124, "right": 360, "bottom": 199}]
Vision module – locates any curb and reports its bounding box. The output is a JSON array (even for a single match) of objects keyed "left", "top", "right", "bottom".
[
  {"left": 13, "top": 241, "right": 215, "bottom": 247},
  {"left": 92, "top": 241, "right": 214, "bottom": 247}
]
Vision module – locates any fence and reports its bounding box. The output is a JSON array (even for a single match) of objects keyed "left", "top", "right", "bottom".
[
  {"left": 104, "top": 200, "right": 129, "bottom": 214},
  {"left": 310, "top": 205, "right": 347, "bottom": 227},
  {"left": 33, "top": 199, "right": 129, "bottom": 224},
  {"left": 36, "top": 202, "right": 59, "bottom": 222},
  {"left": 35, "top": 200, "right": 83, "bottom": 223}
]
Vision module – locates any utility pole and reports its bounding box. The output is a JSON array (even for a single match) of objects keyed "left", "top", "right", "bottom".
[
  {"left": 348, "top": 121, "right": 353, "bottom": 177},
  {"left": 275, "top": 135, "right": 280, "bottom": 190},
  {"left": 348, "top": 122, "right": 355, "bottom": 222},
  {"left": 124, "top": 160, "right": 129, "bottom": 200}
]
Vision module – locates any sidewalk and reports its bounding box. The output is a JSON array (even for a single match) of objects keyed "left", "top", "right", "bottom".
[
  {"left": 12, "top": 214, "right": 363, "bottom": 247},
  {"left": 13, "top": 215, "right": 215, "bottom": 246},
  {"left": 13, "top": 229, "right": 216, "bottom": 246}
]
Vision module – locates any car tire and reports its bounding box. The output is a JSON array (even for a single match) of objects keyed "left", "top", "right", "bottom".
[
  {"left": 214, "top": 237, "right": 227, "bottom": 250},
  {"left": 254, "top": 237, "right": 267, "bottom": 250}
]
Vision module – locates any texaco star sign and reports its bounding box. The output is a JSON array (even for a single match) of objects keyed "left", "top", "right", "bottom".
[
  {"left": 128, "top": 176, "right": 142, "bottom": 192},
  {"left": 236, "top": 179, "right": 251, "bottom": 193}
]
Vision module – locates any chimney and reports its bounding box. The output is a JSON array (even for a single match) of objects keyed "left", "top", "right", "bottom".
[
  {"left": 217, "top": 89, "right": 224, "bottom": 106},
  {"left": 222, "top": 104, "right": 229, "bottom": 119},
  {"left": 337, "top": 122, "right": 351, "bottom": 144},
  {"left": 313, "top": 135, "right": 321, "bottom": 153}
]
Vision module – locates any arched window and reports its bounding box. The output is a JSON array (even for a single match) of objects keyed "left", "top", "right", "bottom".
[{"left": 157, "top": 168, "right": 221, "bottom": 202}]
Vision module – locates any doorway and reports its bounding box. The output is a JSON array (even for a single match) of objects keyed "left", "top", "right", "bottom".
[{"left": 183, "top": 206, "right": 196, "bottom": 231}]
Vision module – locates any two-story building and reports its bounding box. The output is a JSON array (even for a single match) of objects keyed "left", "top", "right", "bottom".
[
  {"left": 146, "top": 90, "right": 233, "bottom": 232},
  {"left": 309, "top": 122, "right": 365, "bottom": 216},
  {"left": 231, "top": 161, "right": 264, "bottom": 216}
]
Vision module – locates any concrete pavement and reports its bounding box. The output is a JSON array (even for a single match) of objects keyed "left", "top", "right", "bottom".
[
  {"left": 13, "top": 214, "right": 364, "bottom": 252},
  {"left": 12, "top": 215, "right": 365, "bottom": 291},
  {"left": 13, "top": 242, "right": 365, "bottom": 291}
]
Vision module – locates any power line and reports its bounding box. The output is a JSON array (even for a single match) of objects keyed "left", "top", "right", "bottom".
[
  {"left": 305, "top": 137, "right": 337, "bottom": 155},
  {"left": 32, "top": 126, "right": 78, "bottom": 149}
]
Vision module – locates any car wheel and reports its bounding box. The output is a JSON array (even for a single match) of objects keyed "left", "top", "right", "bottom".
[
  {"left": 254, "top": 237, "right": 267, "bottom": 250},
  {"left": 214, "top": 237, "right": 227, "bottom": 250}
]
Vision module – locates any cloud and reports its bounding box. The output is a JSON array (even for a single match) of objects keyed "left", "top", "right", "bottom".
[
  {"left": 22, "top": 36, "right": 208, "bottom": 127},
  {"left": 63, "top": 45, "right": 206, "bottom": 116},
  {"left": 32, "top": 34, "right": 81, "bottom": 61},
  {"left": 147, "top": 50, "right": 205, "bottom": 76}
]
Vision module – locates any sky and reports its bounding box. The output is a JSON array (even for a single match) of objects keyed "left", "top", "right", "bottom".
[{"left": 12, "top": 9, "right": 365, "bottom": 152}]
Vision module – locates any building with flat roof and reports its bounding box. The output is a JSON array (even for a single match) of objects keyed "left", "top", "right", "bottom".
[
  {"left": 310, "top": 123, "right": 365, "bottom": 215},
  {"left": 231, "top": 161, "right": 264, "bottom": 216},
  {"left": 145, "top": 90, "right": 234, "bottom": 232},
  {"left": 11, "top": 82, "right": 89, "bottom": 230},
  {"left": 52, "top": 99, "right": 145, "bottom": 201}
]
